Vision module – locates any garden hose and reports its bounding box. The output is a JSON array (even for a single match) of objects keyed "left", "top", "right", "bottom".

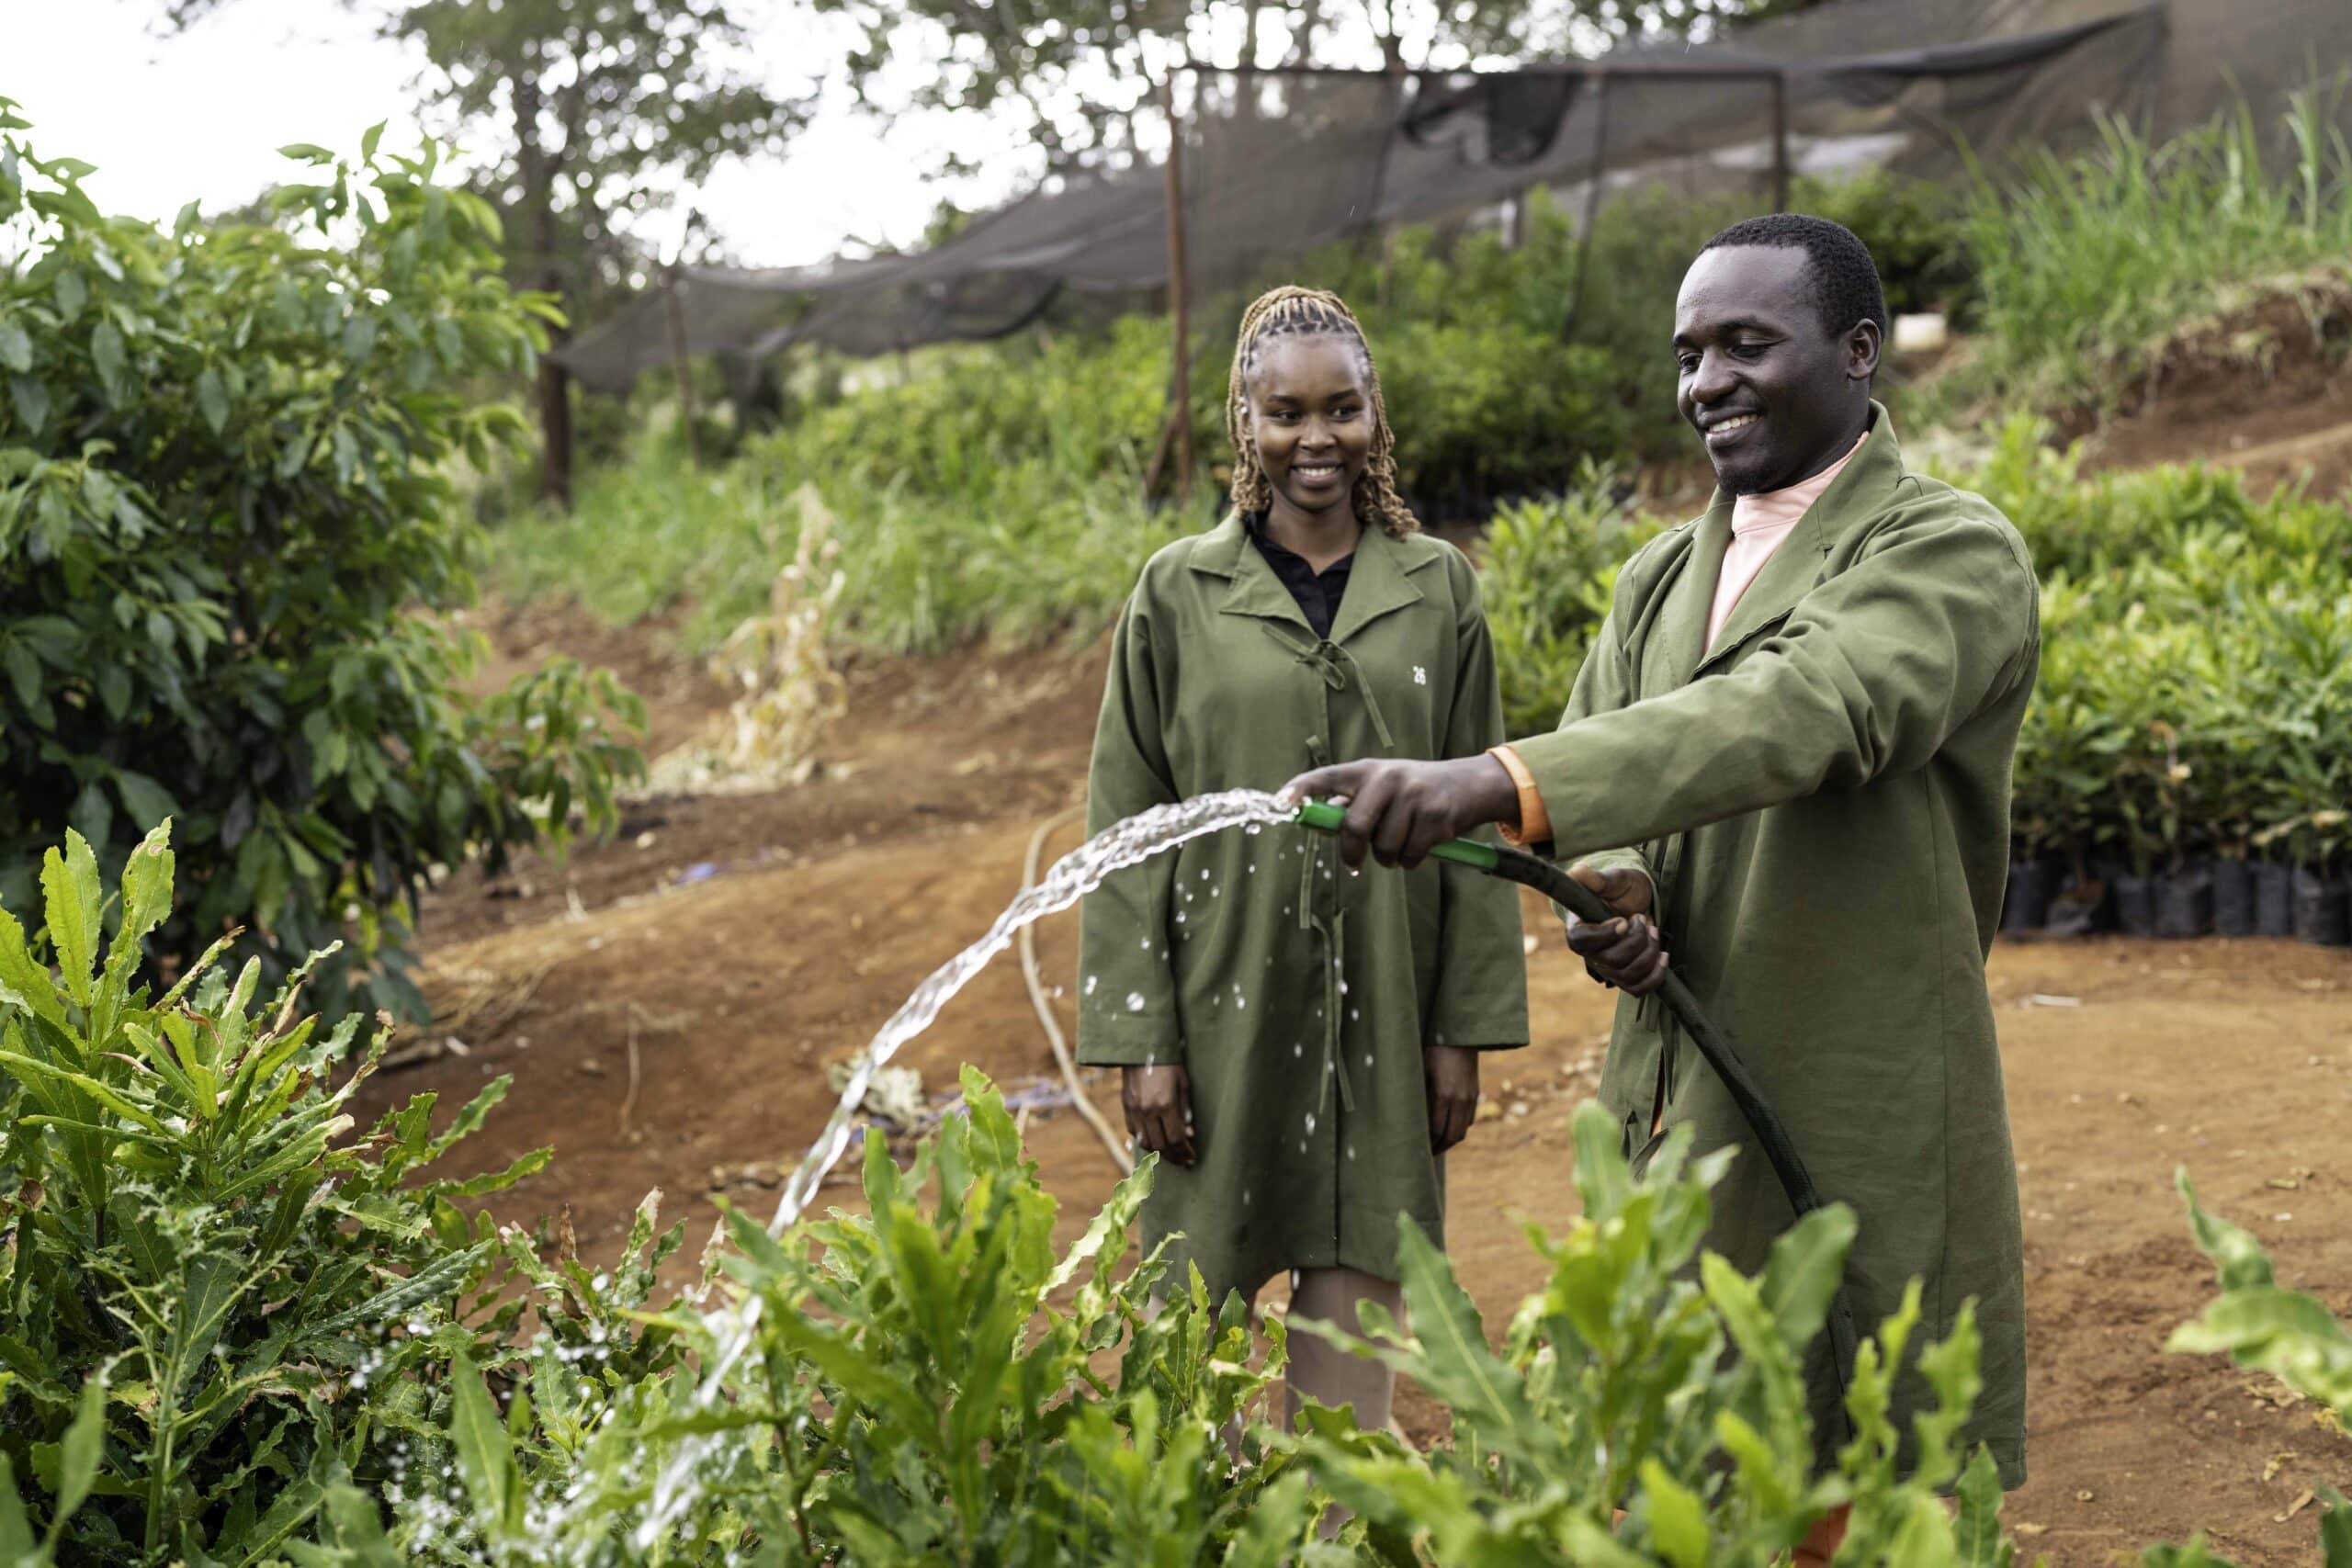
[{"left": 1291, "top": 799, "right": 1861, "bottom": 1429}]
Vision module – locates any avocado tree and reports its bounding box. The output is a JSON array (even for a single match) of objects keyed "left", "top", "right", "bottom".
[{"left": 0, "top": 103, "right": 641, "bottom": 1019}]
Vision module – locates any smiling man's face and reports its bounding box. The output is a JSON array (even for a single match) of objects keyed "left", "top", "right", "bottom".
[{"left": 1673, "top": 243, "right": 1878, "bottom": 496}]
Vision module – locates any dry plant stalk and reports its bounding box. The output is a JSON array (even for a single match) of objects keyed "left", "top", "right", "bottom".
[{"left": 643, "top": 485, "right": 849, "bottom": 795}]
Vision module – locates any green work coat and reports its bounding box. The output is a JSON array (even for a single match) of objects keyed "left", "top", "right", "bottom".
[
  {"left": 1516, "top": 407, "right": 2038, "bottom": 1487},
  {"left": 1076, "top": 515, "right": 1529, "bottom": 1306}
]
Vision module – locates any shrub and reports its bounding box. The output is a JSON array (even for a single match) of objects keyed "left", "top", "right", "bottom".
[
  {"left": 0, "top": 823, "right": 543, "bottom": 1561},
  {"left": 1482, "top": 463, "right": 1666, "bottom": 737},
  {"left": 0, "top": 107, "right": 644, "bottom": 1019}
]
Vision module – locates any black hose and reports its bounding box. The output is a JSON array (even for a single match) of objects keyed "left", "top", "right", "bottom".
[{"left": 1482, "top": 841, "right": 1861, "bottom": 1435}]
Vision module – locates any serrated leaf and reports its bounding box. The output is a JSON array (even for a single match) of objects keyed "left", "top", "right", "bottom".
[
  {"left": 41, "top": 830, "right": 102, "bottom": 1007},
  {"left": 311, "top": 1242, "right": 490, "bottom": 1337}
]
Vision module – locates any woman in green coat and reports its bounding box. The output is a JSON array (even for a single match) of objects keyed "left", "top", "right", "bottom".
[{"left": 1075, "top": 287, "right": 1529, "bottom": 1436}]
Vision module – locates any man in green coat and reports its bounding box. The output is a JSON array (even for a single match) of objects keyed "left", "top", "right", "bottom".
[{"left": 1286, "top": 216, "right": 2039, "bottom": 1506}]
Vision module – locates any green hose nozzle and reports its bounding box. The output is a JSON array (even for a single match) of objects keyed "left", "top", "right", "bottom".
[{"left": 1289, "top": 798, "right": 1501, "bottom": 873}]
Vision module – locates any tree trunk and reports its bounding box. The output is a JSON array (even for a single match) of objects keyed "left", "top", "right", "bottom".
[
  {"left": 514, "top": 71, "right": 574, "bottom": 510},
  {"left": 537, "top": 359, "right": 573, "bottom": 510}
]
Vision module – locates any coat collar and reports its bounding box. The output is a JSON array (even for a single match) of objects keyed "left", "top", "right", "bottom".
[
  {"left": 1190, "top": 511, "right": 1433, "bottom": 645},
  {"left": 1686, "top": 400, "right": 1906, "bottom": 678}
]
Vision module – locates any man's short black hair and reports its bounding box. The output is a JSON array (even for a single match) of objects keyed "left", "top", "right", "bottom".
[{"left": 1701, "top": 213, "right": 1888, "bottom": 339}]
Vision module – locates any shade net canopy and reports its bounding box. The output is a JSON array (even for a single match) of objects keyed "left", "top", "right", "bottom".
[{"left": 556, "top": 0, "right": 2346, "bottom": 392}]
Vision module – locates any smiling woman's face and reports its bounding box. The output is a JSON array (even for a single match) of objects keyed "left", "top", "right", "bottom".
[
  {"left": 1673, "top": 244, "right": 1878, "bottom": 496},
  {"left": 1245, "top": 333, "right": 1374, "bottom": 525}
]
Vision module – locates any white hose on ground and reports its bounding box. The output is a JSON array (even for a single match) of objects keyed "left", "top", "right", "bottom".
[{"left": 1022, "top": 802, "right": 1135, "bottom": 1176}]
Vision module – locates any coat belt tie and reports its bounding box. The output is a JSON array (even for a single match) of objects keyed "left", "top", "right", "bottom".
[{"left": 1260, "top": 624, "right": 1396, "bottom": 750}]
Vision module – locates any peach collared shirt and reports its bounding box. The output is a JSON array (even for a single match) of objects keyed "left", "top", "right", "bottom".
[{"left": 1494, "top": 432, "right": 1867, "bottom": 847}]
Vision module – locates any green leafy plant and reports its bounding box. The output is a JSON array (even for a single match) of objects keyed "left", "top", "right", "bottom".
[
  {"left": 0, "top": 821, "right": 543, "bottom": 1562},
  {"left": 0, "top": 105, "right": 644, "bottom": 1019},
  {"left": 2139, "top": 1176, "right": 2352, "bottom": 1565}
]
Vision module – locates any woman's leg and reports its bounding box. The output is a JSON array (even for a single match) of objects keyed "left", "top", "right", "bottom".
[{"left": 1282, "top": 1266, "right": 1405, "bottom": 1435}]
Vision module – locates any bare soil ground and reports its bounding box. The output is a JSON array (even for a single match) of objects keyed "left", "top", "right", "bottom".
[
  {"left": 2074, "top": 287, "right": 2352, "bottom": 497},
  {"left": 369, "top": 606, "right": 2352, "bottom": 1567}
]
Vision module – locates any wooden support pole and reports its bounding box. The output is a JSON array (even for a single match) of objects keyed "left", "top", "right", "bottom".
[
  {"left": 1564, "top": 69, "right": 1613, "bottom": 346},
  {"left": 1159, "top": 72, "right": 1196, "bottom": 507},
  {"left": 1770, "top": 71, "right": 1792, "bottom": 213},
  {"left": 662, "top": 264, "right": 705, "bottom": 468}
]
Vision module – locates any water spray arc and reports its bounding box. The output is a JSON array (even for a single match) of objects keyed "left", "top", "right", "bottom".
[{"left": 613, "top": 786, "right": 1858, "bottom": 1551}]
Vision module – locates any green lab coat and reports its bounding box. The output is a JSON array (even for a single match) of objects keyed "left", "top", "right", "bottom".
[
  {"left": 1517, "top": 406, "right": 2038, "bottom": 1486},
  {"left": 1077, "top": 515, "right": 1529, "bottom": 1305}
]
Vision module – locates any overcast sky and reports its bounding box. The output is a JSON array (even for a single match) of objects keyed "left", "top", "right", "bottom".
[{"left": 3, "top": 0, "right": 1047, "bottom": 267}]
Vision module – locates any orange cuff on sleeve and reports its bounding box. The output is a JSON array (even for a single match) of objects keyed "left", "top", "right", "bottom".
[{"left": 1487, "top": 744, "right": 1552, "bottom": 848}]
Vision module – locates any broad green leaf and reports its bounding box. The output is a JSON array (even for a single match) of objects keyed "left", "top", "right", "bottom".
[
  {"left": 89, "top": 319, "right": 127, "bottom": 400},
  {"left": 51, "top": 268, "right": 86, "bottom": 321},
  {"left": 53, "top": 1366, "right": 106, "bottom": 1526},
  {"left": 360, "top": 121, "right": 385, "bottom": 162},
  {"left": 0, "top": 319, "right": 30, "bottom": 373},
  {"left": 1639, "top": 1457, "right": 1711, "bottom": 1568},
  {"left": 0, "top": 908, "right": 66, "bottom": 1029},
  {"left": 1953, "top": 1448, "right": 2015, "bottom": 1567},
  {"left": 447, "top": 1351, "right": 515, "bottom": 1535},
  {"left": 40, "top": 831, "right": 102, "bottom": 1008},
  {"left": 0, "top": 1455, "right": 33, "bottom": 1563},
  {"left": 8, "top": 374, "right": 48, "bottom": 434},
  {"left": 277, "top": 142, "right": 336, "bottom": 164},
  {"left": 196, "top": 367, "right": 229, "bottom": 434},
  {"left": 112, "top": 772, "right": 175, "bottom": 832},
  {"left": 1758, "top": 1203, "right": 1858, "bottom": 1353}
]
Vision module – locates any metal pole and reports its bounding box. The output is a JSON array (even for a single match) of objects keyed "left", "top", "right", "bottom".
[
  {"left": 1564, "top": 69, "right": 1613, "bottom": 346},
  {"left": 1770, "top": 70, "right": 1792, "bottom": 212},
  {"left": 662, "top": 265, "right": 705, "bottom": 468},
  {"left": 1159, "top": 72, "right": 1196, "bottom": 506}
]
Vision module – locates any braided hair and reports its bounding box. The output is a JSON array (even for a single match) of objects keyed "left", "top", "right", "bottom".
[{"left": 1225, "top": 286, "right": 1419, "bottom": 537}]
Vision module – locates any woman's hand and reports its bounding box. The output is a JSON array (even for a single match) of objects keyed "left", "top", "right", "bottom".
[
  {"left": 1563, "top": 864, "right": 1670, "bottom": 996},
  {"left": 1424, "top": 1044, "right": 1480, "bottom": 1154},
  {"left": 1122, "top": 1064, "right": 1196, "bottom": 1167}
]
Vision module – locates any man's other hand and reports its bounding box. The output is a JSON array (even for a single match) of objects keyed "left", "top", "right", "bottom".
[{"left": 1564, "top": 864, "right": 1669, "bottom": 996}]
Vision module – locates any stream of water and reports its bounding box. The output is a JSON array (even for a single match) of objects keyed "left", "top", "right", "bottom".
[{"left": 624, "top": 787, "right": 1299, "bottom": 1549}]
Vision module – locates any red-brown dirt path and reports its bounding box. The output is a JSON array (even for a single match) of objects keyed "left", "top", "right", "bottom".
[{"left": 371, "top": 613, "right": 2352, "bottom": 1566}]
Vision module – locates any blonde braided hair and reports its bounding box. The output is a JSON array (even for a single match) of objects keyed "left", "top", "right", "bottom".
[{"left": 1225, "top": 285, "right": 1419, "bottom": 537}]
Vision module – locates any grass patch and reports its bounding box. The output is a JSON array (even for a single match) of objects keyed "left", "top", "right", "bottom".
[{"left": 1955, "top": 83, "right": 2352, "bottom": 416}]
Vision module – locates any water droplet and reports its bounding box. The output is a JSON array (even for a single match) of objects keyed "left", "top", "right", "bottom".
[
  {"left": 1126, "top": 992, "right": 1146, "bottom": 1011},
  {"left": 1085, "top": 975, "right": 1099, "bottom": 996},
  {"left": 1294, "top": 1043, "right": 1304, "bottom": 1057},
  {"left": 1304, "top": 1113, "right": 1317, "bottom": 1135}
]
